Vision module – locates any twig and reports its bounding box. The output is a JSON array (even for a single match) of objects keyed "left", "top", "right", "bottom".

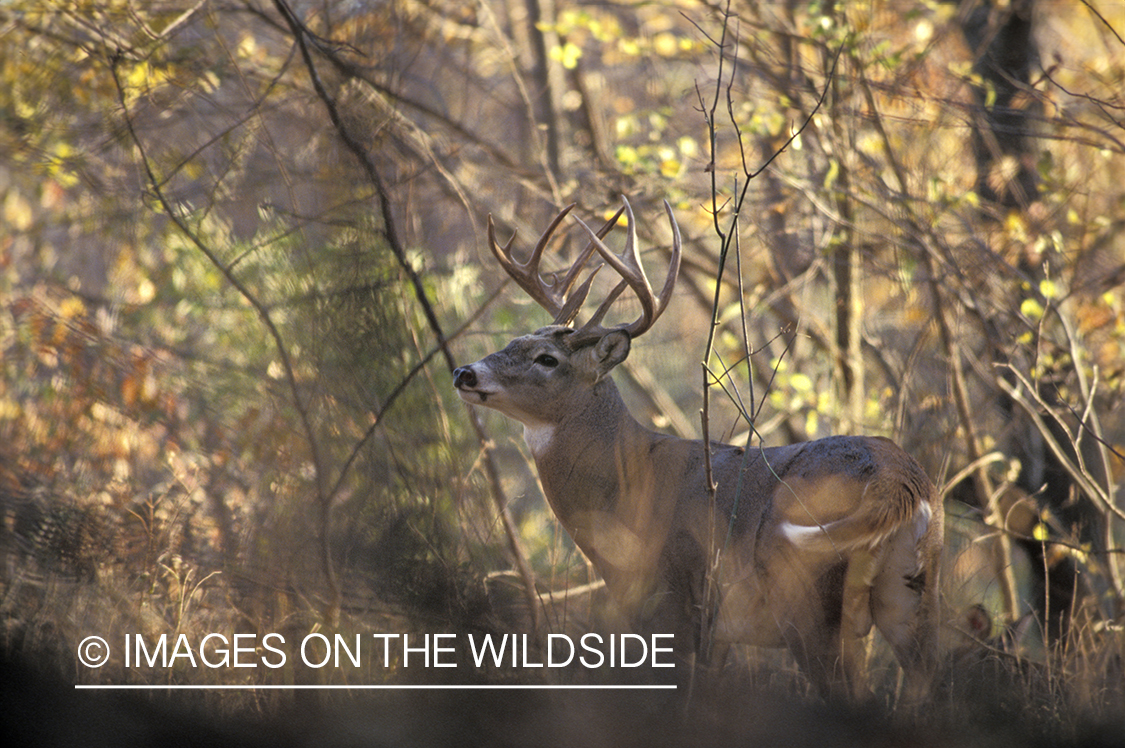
[
  {"left": 108, "top": 51, "right": 340, "bottom": 623},
  {"left": 273, "top": 0, "right": 542, "bottom": 636}
]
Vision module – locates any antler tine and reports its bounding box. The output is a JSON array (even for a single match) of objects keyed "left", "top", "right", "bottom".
[
  {"left": 552, "top": 204, "right": 625, "bottom": 313},
  {"left": 487, "top": 204, "right": 626, "bottom": 327},
  {"left": 486, "top": 205, "right": 576, "bottom": 318},
  {"left": 649, "top": 198, "right": 683, "bottom": 332},
  {"left": 572, "top": 198, "right": 651, "bottom": 333},
  {"left": 582, "top": 278, "right": 628, "bottom": 330},
  {"left": 547, "top": 204, "right": 625, "bottom": 326},
  {"left": 571, "top": 196, "right": 681, "bottom": 338}
]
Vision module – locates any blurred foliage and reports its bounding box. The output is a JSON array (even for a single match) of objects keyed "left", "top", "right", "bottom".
[{"left": 0, "top": 0, "right": 1122, "bottom": 729}]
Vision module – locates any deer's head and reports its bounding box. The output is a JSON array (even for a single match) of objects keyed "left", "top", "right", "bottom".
[{"left": 454, "top": 197, "right": 681, "bottom": 438}]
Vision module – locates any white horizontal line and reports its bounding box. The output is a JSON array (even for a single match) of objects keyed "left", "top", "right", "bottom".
[{"left": 75, "top": 684, "right": 676, "bottom": 690}]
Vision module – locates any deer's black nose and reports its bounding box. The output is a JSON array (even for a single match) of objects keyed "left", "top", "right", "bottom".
[{"left": 453, "top": 366, "right": 477, "bottom": 389}]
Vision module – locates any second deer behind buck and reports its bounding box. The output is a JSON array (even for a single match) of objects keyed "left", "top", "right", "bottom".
[{"left": 454, "top": 197, "right": 943, "bottom": 700}]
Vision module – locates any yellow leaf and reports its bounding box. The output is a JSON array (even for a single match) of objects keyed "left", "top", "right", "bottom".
[
  {"left": 3, "top": 192, "right": 33, "bottom": 231},
  {"left": 615, "top": 145, "right": 638, "bottom": 167},
  {"left": 127, "top": 61, "right": 151, "bottom": 91},
  {"left": 550, "top": 42, "right": 582, "bottom": 69},
  {"left": 1004, "top": 211, "right": 1028, "bottom": 243},
  {"left": 790, "top": 373, "right": 813, "bottom": 392},
  {"left": 653, "top": 33, "right": 678, "bottom": 57},
  {"left": 58, "top": 296, "right": 86, "bottom": 319},
  {"left": 237, "top": 33, "right": 258, "bottom": 59},
  {"left": 1021, "top": 298, "right": 1044, "bottom": 319}
]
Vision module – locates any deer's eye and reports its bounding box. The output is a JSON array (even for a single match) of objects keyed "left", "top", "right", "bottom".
[{"left": 534, "top": 354, "right": 559, "bottom": 368}]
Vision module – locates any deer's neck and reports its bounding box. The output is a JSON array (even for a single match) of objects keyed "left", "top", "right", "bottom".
[
  {"left": 529, "top": 376, "right": 679, "bottom": 595},
  {"left": 530, "top": 377, "right": 654, "bottom": 525}
]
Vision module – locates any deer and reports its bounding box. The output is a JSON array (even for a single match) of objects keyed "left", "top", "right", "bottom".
[{"left": 454, "top": 197, "right": 943, "bottom": 701}]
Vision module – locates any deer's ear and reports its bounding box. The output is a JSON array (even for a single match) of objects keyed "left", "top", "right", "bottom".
[{"left": 591, "top": 330, "right": 630, "bottom": 382}]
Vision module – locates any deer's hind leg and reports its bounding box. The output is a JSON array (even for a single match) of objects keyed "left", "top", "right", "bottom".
[
  {"left": 774, "top": 559, "right": 870, "bottom": 700},
  {"left": 870, "top": 523, "right": 942, "bottom": 705}
]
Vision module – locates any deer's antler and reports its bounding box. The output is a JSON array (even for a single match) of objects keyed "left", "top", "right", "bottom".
[
  {"left": 487, "top": 204, "right": 624, "bottom": 327},
  {"left": 572, "top": 196, "right": 681, "bottom": 339},
  {"left": 487, "top": 196, "right": 681, "bottom": 338}
]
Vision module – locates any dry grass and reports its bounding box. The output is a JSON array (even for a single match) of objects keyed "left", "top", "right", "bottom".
[{"left": 3, "top": 518, "right": 1122, "bottom": 748}]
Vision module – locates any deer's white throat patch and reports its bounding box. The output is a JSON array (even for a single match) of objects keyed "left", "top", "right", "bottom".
[{"left": 523, "top": 423, "right": 556, "bottom": 458}]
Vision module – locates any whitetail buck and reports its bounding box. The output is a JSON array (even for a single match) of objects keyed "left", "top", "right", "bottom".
[{"left": 454, "top": 197, "right": 943, "bottom": 700}]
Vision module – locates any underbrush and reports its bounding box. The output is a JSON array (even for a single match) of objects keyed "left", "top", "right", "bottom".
[{"left": 3, "top": 559, "right": 1122, "bottom": 748}]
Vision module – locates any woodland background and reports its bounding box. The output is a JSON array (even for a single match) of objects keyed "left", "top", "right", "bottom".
[{"left": 1, "top": 1, "right": 1123, "bottom": 745}]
